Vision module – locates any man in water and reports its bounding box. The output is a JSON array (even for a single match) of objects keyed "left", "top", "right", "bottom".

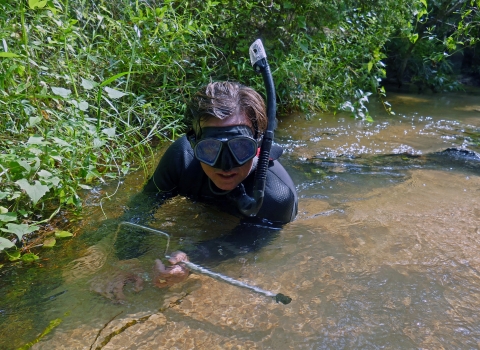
[{"left": 111, "top": 81, "right": 297, "bottom": 294}]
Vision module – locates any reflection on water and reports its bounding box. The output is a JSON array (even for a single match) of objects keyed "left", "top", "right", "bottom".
[{"left": 1, "top": 91, "right": 480, "bottom": 349}]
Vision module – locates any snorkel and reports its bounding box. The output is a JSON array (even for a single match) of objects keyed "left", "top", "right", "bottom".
[{"left": 230, "top": 39, "right": 277, "bottom": 217}]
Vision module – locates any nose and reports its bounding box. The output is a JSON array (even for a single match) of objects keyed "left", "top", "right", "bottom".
[{"left": 217, "top": 147, "right": 235, "bottom": 171}]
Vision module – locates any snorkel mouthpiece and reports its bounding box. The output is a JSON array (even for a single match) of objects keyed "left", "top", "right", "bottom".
[
  {"left": 228, "top": 182, "right": 259, "bottom": 215},
  {"left": 233, "top": 39, "right": 276, "bottom": 217}
]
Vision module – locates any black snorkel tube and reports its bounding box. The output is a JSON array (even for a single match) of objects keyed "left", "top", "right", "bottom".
[{"left": 230, "top": 39, "right": 277, "bottom": 217}]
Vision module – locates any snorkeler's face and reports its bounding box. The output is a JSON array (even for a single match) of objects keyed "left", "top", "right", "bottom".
[
  {"left": 197, "top": 114, "right": 256, "bottom": 191},
  {"left": 193, "top": 126, "right": 257, "bottom": 169}
]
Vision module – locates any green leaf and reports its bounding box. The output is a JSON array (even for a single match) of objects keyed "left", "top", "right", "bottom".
[
  {"left": 445, "top": 36, "right": 457, "bottom": 51},
  {"left": 7, "top": 250, "right": 21, "bottom": 261},
  {"left": 15, "top": 179, "right": 50, "bottom": 205},
  {"left": 104, "top": 87, "right": 127, "bottom": 99},
  {"left": 9, "top": 192, "right": 21, "bottom": 200},
  {"left": 28, "top": 116, "right": 42, "bottom": 127},
  {"left": 29, "top": 0, "right": 47, "bottom": 9},
  {"left": 78, "top": 184, "right": 92, "bottom": 190},
  {"left": 297, "top": 16, "right": 307, "bottom": 30},
  {"left": 0, "top": 223, "right": 39, "bottom": 240},
  {"left": 100, "top": 71, "right": 139, "bottom": 87},
  {"left": 43, "top": 237, "right": 56, "bottom": 247},
  {"left": 38, "top": 169, "right": 53, "bottom": 178},
  {"left": 102, "top": 127, "right": 116, "bottom": 138},
  {"left": 18, "top": 210, "right": 29, "bottom": 217},
  {"left": 51, "top": 87, "right": 72, "bottom": 98},
  {"left": 49, "top": 155, "right": 64, "bottom": 163},
  {"left": 27, "top": 148, "right": 42, "bottom": 156},
  {"left": 55, "top": 230, "right": 73, "bottom": 238},
  {"left": 51, "top": 137, "right": 72, "bottom": 147},
  {"left": 68, "top": 100, "right": 88, "bottom": 112},
  {"left": 0, "top": 206, "right": 7, "bottom": 214},
  {"left": 367, "top": 61, "right": 373, "bottom": 72},
  {"left": 78, "top": 101, "right": 89, "bottom": 111},
  {"left": 27, "top": 136, "right": 50, "bottom": 145},
  {"left": 46, "top": 176, "right": 61, "bottom": 186},
  {"left": 38, "top": 170, "right": 61, "bottom": 186},
  {"left": 0, "top": 52, "right": 20, "bottom": 58},
  {"left": 21, "top": 252, "right": 39, "bottom": 262},
  {"left": 81, "top": 78, "right": 98, "bottom": 90},
  {"left": 0, "top": 212, "right": 17, "bottom": 223},
  {"left": 299, "top": 41, "right": 309, "bottom": 53},
  {"left": 93, "top": 138, "right": 106, "bottom": 148},
  {"left": 409, "top": 33, "right": 419, "bottom": 44},
  {"left": 0, "top": 237, "right": 14, "bottom": 251}
]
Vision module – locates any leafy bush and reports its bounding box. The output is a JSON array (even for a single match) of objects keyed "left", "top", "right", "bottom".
[
  {"left": 0, "top": 0, "right": 188, "bottom": 258},
  {"left": 384, "top": 0, "right": 480, "bottom": 89}
]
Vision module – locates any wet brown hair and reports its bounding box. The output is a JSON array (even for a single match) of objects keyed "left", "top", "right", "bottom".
[{"left": 185, "top": 81, "right": 267, "bottom": 140}]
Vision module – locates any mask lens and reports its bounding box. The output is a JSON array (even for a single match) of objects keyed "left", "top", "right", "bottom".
[
  {"left": 228, "top": 138, "right": 257, "bottom": 164},
  {"left": 195, "top": 139, "right": 222, "bottom": 166}
]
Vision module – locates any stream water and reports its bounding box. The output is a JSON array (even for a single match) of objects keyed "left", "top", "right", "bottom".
[{"left": 1, "top": 89, "right": 480, "bottom": 349}]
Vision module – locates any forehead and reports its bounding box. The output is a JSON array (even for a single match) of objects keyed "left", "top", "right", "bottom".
[{"left": 200, "top": 113, "right": 252, "bottom": 128}]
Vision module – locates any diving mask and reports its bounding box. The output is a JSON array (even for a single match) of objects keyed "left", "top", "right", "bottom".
[{"left": 188, "top": 126, "right": 258, "bottom": 171}]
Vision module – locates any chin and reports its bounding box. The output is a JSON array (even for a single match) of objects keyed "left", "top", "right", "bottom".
[{"left": 214, "top": 181, "right": 239, "bottom": 191}]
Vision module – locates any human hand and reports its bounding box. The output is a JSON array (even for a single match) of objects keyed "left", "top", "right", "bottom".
[
  {"left": 152, "top": 251, "right": 190, "bottom": 288},
  {"left": 90, "top": 259, "right": 144, "bottom": 303}
]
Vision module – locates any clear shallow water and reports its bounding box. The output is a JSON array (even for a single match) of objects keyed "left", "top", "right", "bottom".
[{"left": 1, "top": 90, "right": 480, "bottom": 349}]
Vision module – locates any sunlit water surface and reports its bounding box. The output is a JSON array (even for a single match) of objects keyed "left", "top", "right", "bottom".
[{"left": 1, "top": 90, "right": 480, "bottom": 349}]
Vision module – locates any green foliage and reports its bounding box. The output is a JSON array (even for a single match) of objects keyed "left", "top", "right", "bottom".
[
  {"left": 0, "top": 237, "right": 15, "bottom": 250},
  {"left": 385, "top": 0, "right": 480, "bottom": 89},
  {"left": 0, "top": 0, "right": 187, "bottom": 259}
]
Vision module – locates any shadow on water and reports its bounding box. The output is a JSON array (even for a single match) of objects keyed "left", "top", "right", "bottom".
[{"left": 1, "top": 89, "right": 480, "bottom": 349}]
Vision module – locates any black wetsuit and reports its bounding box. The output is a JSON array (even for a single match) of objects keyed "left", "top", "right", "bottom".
[
  {"left": 143, "top": 135, "right": 298, "bottom": 224},
  {"left": 115, "top": 136, "right": 297, "bottom": 263}
]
